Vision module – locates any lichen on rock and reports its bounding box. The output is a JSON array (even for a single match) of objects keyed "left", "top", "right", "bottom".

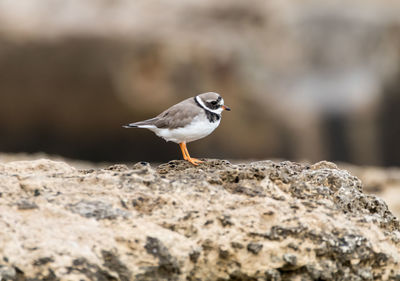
[{"left": 0, "top": 158, "right": 399, "bottom": 280}]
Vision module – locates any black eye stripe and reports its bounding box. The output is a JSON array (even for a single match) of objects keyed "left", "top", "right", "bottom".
[
  {"left": 205, "top": 101, "right": 220, "bottom": 110},
  {"left": 210, "top": 97, "right": 222, "bottom": 106}
]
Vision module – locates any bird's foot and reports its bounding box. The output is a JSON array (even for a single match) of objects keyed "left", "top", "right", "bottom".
[{"left": 187, "top": 157, "right": 204, "bottom": 166}]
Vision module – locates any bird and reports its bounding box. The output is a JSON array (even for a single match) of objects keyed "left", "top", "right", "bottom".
[{"left": 123, "top": 92, "right": 231, "bottom": 165}]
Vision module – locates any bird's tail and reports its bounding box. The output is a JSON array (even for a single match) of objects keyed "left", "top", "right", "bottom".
[
  {"left": 123, "top": 123, "right": 139, "bottom": 128},
  {"left": 123, "top": 118, "right": 157, "bottom": 129}
]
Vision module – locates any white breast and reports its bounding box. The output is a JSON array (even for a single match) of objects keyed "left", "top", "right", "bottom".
[{"left": 150, "top": 115, "right": 221, "bottom": 144}]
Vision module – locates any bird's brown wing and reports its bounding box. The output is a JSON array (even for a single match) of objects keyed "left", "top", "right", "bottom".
[{"left": 154, "top": 98, "right": 202, "bottom": 129}]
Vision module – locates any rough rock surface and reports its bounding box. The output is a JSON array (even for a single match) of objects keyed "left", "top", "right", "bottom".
[
  {"left": 0, "top": 159, "right": 399, "bottom": 280},
  {"left": 342, "top": 164, "right": 400, "bottom": 219}
]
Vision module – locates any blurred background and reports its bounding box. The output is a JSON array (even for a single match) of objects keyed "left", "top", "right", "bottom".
[{"left": 0, "top": 0, "right": 400, "bottom": 166}]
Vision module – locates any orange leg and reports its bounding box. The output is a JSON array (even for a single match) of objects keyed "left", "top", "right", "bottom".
[
  {"left": 179, "top": 143, "right": 189, "bottom": 160},
  {"left": 179, "top": 143, "right": 203, "bottom": 165}
]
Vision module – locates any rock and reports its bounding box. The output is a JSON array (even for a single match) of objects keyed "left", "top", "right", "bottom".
[
  {"left": 0, "top": 158, "right": 399, "bottom": 280},
  {"left": 67, "top": 200, "right": 131, "bottom": 220},
  {"left": 282, "top": 253, "right": 297, "bottom": 268},
  {"left": 247, "top": 242, "right": 263, "bottom": 255},
  {"left": 16, "top": 200, "right": 39, "bottom": 210},
  {"left": 0, "top": 265, "right": 16, "bottom": 280},
  {"left": 342, "top": 164, "right": 400, "bottom": 219}
]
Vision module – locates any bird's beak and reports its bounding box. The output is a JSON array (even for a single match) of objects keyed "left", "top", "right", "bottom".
[{"left": 222, "top": 105, "right": 231, "bottom": 111}]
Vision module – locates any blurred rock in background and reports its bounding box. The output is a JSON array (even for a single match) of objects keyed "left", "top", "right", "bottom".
[{"left": 0, "top": 0, "right": 399, "bottom": 165}]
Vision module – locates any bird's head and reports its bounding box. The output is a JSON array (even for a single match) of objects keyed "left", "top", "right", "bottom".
[{"left": 196, "top": 92, "right": 231, "bottom": 114}]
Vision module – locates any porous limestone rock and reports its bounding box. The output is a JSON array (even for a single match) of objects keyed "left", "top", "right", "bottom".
[{"left": 0, "top": 159, "right": 399, "bottom": 280}]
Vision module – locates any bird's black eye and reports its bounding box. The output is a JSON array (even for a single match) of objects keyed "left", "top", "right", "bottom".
[{"left": 211, "top": 101, "right": 218, "bottom": 105}]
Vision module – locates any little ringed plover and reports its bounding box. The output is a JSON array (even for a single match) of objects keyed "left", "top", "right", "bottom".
[{"left": 123, "top": 92, "right": 230, "bottom": 165}]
